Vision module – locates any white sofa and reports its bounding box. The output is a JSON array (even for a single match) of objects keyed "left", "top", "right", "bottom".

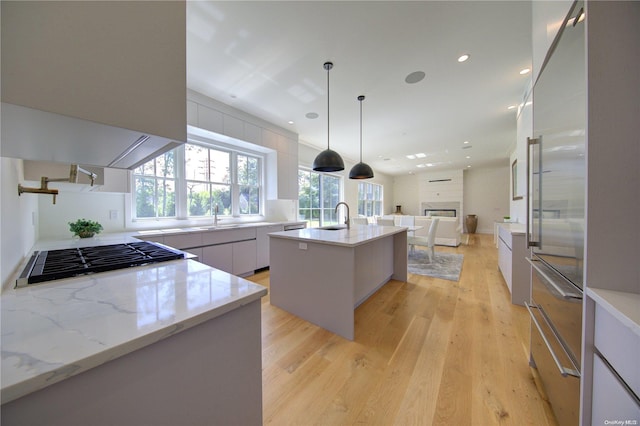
[{"left": 382, "top": 215, "right": 462, "bottom": 247}]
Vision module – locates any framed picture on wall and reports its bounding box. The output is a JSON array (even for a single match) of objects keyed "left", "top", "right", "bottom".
[{"left": 512, "top": 159, "right": 523, "bottom": 200}]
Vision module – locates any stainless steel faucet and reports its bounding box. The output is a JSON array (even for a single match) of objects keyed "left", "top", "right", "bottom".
[{"left": 335, "top": 202, "right": 350, "bottom": 228}]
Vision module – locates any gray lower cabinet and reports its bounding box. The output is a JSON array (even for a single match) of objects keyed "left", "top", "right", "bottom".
[
  {"left": 232, "top": 239, "right": 257, "bottom": 276},
  {"left": 202, "top": 244, "right": 233, "bottom": 273},
  {"left": 256, "top": 224, "right": 284, "bottom": 269},
  {"left": 139, "top": 227, "right": 258, "bottom": 277},
  {"left": 202, "top": 240, "right": 257, "bottom": 276}
]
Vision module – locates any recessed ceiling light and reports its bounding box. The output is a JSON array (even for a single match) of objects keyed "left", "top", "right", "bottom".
[
  {"left": 467, "top": 165, "right": 471, "bottom": 168},
  {"left": 406, "top": 154, "right": 416, "bottom": 160},
  {"left": 463, "top": 140, "right": 469, "bottom": 144},
  {"left": 519, "top": 68, "right": 531, "bottom": 75},
  {"left": 415, "top": 153, "right": 426, "bottom": 158},
  {"left": 426, "top": 163, "right": 434, "bottom": 167},
  {"left": 305, "top": 112, "right": 319, "bottom": 119},
  {"left": 416, "top": 164, "right": 426, "bottom": 168},
  {"left": 288, "top": 121, "right": 294, "bottom": 125},
  {"left": 466, "top": 155, "right": 471, "bottom": 159},
  {"left": 405, "top": 71, "right": 426, "bottom": 84},
  {"left": 458, "top": 54, "right": 470, "bottom": 62}
]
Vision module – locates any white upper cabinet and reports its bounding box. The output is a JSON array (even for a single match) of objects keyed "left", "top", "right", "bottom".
[{"left": 0, "top": 1, "right": 186, "bottom": 168}]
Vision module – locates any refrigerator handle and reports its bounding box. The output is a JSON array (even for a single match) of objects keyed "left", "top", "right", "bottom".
[
  {"left": 525, "top": 302, "right": 581, "bottom": 378},
  {"left": 526, "top": 136, "right": 541, "bottom": 248},
  {"left": 526, "top": 257, "right": 582, "bottom": 300}
]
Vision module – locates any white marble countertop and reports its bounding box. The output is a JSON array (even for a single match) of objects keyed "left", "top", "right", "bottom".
[
  {"left": 269, "top": 224, "right": 407, "bottom": 248},
  {"left": 1, "top": 237, "right": 267, "bottom": 404},
  {"left": 135, "top": 220, "right": 306, "bottom": 238},
  {"left": 587, "top": 287, "right": 640, "bottom": 337},
  {"left": 497, "top": 222, "right": 526, "bottom": 235}
]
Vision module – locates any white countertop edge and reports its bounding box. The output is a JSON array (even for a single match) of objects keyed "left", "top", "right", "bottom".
[
  {"left": 1, "top": 278, "right": 267, "bottom": 405},
  {"left": 497, "top": 222, "right": 526, "bottom": 235},
  {"left": 587, "top": 287, "right": 640, "bottom": 337},
  {"left": 268, "top": 225, "right": 406, "bottom": 247}
]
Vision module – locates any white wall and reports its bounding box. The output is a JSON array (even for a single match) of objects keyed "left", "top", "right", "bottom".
[
  {"left": 38, "top": 192, "right": 127, "bottom": 240},
  {"left": 1, "top": 158, "right": 38, "bottom": 291},
  {"left": 298, "top": 142, "right": 395, "bottom": 219},
  {"left": 393, "top": 169, "right": 463, "bottom": 217},
  {"left": 463, "top": 165, "right": 510, "bottom": 234}
]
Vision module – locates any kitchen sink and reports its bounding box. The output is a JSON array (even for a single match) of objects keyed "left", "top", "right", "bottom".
[{"left": 319, "top": 225, "right": 348, "bottom": 230}]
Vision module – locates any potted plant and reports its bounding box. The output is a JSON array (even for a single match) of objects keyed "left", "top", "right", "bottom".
[{"left": 68, "top": 218, "right": 103, "bottom": 238}]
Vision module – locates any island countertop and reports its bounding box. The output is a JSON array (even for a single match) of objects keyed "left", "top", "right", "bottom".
[
  {"left": 1, "top": 237, "right": 267, "bottom": 405},
  {"left": 269, "top": 224, "right": 407, "bottom": 247}
]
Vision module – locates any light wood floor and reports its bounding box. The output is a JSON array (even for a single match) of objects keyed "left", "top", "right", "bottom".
[{"left": 247, "top": 234, "right": 558, "bottom": 425}]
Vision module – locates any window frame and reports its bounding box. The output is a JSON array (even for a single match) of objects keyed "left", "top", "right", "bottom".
[{"left": 131, "top": 136, "right": 265, "bottom": 225}]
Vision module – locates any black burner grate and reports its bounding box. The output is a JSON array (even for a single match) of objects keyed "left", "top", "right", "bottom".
[{"left": 22, "top": 241, "right": 185, "bottom": 285}]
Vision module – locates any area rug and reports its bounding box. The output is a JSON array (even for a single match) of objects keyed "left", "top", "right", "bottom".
[{"left": 408, "top": 250, "right": 464, "bottom": 281}]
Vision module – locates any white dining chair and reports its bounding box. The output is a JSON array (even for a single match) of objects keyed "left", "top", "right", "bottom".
[
  {"left": 376, "top": 218, "right": 395, "bottom": 226},
  {"left": 350, "top": 217, "right": 369, "bottom": 225},
  {"left": 408, "top": 218, "right": 440, "bottom": 262}
]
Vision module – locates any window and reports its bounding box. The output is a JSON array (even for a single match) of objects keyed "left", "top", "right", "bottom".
[
  {"left": 237, "top": 154, "right": 260, "bottom": 215},
  {"left": 185, "top": 144, "right": 231, "bottom": 216},
  {"left": 133, "top": 141, "right": 263, "bottom": 221},
  {"left": 134, "top": 150, "right": 176, "bottom": 218},
  {"left": 358, "top": 182, "right": 383, "bottom": 217},
  {"left": 298, "top": 169, "right": 341, "bottom": 228}
]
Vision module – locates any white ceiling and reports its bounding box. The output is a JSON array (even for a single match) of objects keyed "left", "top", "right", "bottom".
[{"left": 187, "top": 1, "right": 532, "bottom": 176}]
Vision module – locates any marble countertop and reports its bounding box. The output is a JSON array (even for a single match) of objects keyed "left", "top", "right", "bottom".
[
  {"left": 497, "top": 222, "right": 526, "bottom": 235},
  {"left": 135, "top": 220, "right": 306, "bottom": 238},
  {"left": 269, "top": 224, "right": 407, "bottom": 248},
  {"left": 1, "top": 237, "right": 267, "bottom": 404}
]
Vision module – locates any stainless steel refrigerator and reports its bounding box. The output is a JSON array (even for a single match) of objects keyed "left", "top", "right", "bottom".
[{"left": 526, "top": 1, "right": 586, "bottom": 425}]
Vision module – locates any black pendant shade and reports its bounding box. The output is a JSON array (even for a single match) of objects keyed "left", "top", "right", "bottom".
[
  {"left": 349, "top": 95, "right": 374, "bottom": 179},
  {"left": 313, "top": 148, "right": 345, "bottom": 172},
  {"left": 313, "top": 62, "right": 345, "bottom": 172},
  {"left": 349, "top": 162, "right": 374, "bottom": 179}
]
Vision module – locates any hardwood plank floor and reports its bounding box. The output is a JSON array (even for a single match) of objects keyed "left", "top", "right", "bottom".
[{"left": 248, "top": 233, "right": 558, "bottom": 425}]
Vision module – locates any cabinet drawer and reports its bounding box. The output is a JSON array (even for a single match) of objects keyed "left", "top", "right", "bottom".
[
  {"left": 163, "top": 233, "right": 202, "bottom": 250},
  {"left": 592, "top": 354, "right": 640, "bottom": 424},
  {"left": 498, "top": 225, "right": 513, "bottom": 249},
  {"left": 595, "top": 303, "right": 640, "bottom": 397},
  {"left": 201, "top": 228, "right": 256, "bottom": 246}
]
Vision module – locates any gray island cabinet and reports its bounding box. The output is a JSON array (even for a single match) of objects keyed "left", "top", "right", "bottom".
[{"left": 269, "top": 225, "right": 408, "bottom": 340}]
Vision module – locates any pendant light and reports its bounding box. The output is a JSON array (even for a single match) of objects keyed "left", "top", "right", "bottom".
[
  {"left": 312, "top": 62, "right": 345, "bottom": 172},
  {"left": 349, "top": 95, "right": 374, "bottom": 179}
]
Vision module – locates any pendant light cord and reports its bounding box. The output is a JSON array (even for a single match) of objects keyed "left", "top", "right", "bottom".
[
  {"left": 359, "top": 98, "right": 363, "bottom": 162},
  {"left": 326, "top": 64, "right": 330, "bottom": 150}
]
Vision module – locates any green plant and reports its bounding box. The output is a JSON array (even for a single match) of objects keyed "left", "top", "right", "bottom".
[{"left": 68, "top": 218, "right": 103, "bottom": 237}]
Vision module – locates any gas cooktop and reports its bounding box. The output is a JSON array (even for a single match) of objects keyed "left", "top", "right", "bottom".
[{"left": 16, "top": 241, "right": 185, "bottom": 287}]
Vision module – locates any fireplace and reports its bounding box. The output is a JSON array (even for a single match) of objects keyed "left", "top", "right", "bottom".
[
  {"left": 421, "top": 201, "right": 461, "bottom": 219},
  {"left": 424, "top": 209, "right": 456, "bottom": 217}
]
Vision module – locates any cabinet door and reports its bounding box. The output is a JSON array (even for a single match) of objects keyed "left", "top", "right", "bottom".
[
  {"left": 232, "top": 240, "right": 257, "bottom": 276},
  {"left": 164, "top": 233, "right": 202, "bottom": 250},
  {"left": 201, "top": 244, "right": 233, "bottom": 274},
  {"left": 498, "top": 238, "right": 512, "bottom": 292},
  {"left": 592, "top": 354, "right": 640, "bottom": 424},
  {"left": 256, "top": 225, "right": 284, "bottom": 269}
]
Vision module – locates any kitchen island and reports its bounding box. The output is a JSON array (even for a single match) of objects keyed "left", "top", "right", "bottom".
[
  {"left": 269, "top": 224, "right": 408, "bottom": 340},
  {"left": 1, "top": 235, "right": 267, "bottom": 425}
]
